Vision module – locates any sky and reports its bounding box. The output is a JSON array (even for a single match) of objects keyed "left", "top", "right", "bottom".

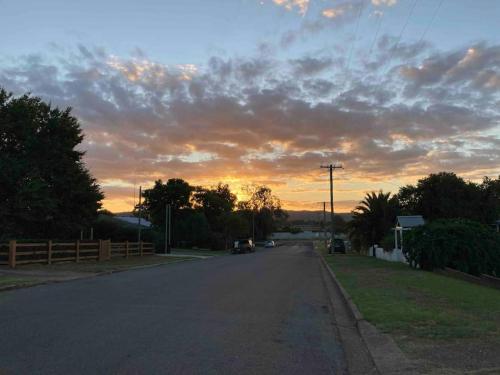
[{"left": 1, "top": 0, "right": 499, "bottom": 212}]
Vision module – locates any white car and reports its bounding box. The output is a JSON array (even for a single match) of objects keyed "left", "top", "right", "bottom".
[{"left": 264, "top": 240, "right": 275, "bottom": 248}]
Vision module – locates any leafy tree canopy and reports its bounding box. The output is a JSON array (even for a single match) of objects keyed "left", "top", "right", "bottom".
[
  {"left": 192, "top": 183, "right": 236, "bottom": 231},
  {"left": 142, "top": 178, "right": 194, "bottom": 228},
  {"left": 0, "top": 89, "right": 103, "bottom": 239},
  {"left": 397, "top": 172, "right": 499, "bottom": 224}
]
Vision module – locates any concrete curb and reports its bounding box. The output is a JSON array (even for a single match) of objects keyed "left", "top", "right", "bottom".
[
  {"left": 0, "top": 257, "right": 196, "bottom": 293},
  {"left": 319, "top": 254, "right": 417, "bottom": 375}
]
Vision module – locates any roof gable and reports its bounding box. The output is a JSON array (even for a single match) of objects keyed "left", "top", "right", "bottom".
[{"left": 397, "top": 215, "right": 425, "bottom": 228}]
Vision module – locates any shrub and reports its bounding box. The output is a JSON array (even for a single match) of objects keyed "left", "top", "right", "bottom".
[
  {"left": 404, "top": 219, "right": 500, "bottom": 276},
  {"left": 381, "top": 232, "right": 395, "bottom": 251}
]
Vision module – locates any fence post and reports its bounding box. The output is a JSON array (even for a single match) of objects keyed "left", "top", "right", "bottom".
[
  {"left": 8, "top": 240, "right": 16, "bottom": 268},
  {"left": 75, "top": 240, "right": 80, "bottom": 263},
  {"left": 140, "top": 241, "right": 143, "bottom": 256},
  {"left": 47, "top": 240, "right": 52, "bottom": 265},
  {"left": 125, "top": 241, "right": 129, "bottom": 259},
  {"left": 106, "top": 240, "right": 111, "bottom": 260},
  {"left": 98, "top": 239, "right": 103, "bottom": 262}
]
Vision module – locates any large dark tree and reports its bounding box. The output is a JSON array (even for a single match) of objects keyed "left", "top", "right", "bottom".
[
  {"left": 238, "top": 185, "right": 288, "bottom": 240},
  {"left": 397, "top": 172, "right": 498, "bottom": 224},
  {"left": 192, "top": 183, "right": 237, "bottom": 232},
  {"left": 142, "top": 178, "right": 194, "bottom": 229},
  {"left": 0, "top": 89, "right": 103, "bottom": 239}
]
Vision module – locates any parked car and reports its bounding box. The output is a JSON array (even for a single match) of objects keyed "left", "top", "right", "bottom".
[
  {"left": 327, "top": 238, "right": 346, "bottom": 254},
  {"left": 264, "top": 240, "right": 275, "bottom": 248},
  {"left": 232, "top": 239, "right": 255, "bottom": 254}
]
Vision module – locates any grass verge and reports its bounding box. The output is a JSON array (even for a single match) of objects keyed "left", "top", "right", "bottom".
[
  {"left": 0, "top": 276, "right": 41, "bottom": 288},
  {"left": 20, "top": 255, "right": 193, "bottom": 273},
  {"left": 317, "top": 242, "right": 500, "bottom": 373},
  {"left": 171, "top": 248, "right": 228, "bottom": 257}
]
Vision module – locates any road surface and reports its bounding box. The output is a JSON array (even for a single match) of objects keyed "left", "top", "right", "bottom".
[{"left": 1, "top": 243, "right": 357, "bottom": 374}]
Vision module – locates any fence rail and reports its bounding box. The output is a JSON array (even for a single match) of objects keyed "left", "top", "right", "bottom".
[{"left": 0, "top": 240, "right": 155, "bottom": 268}]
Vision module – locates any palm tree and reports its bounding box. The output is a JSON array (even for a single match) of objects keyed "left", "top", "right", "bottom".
[{"left": 348, "top": 191, "right": 399, "bottom": 253}]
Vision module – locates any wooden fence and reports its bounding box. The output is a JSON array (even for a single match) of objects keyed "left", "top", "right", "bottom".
[{"left": 0, "top": 240, "right": 155, "bottom": 268}]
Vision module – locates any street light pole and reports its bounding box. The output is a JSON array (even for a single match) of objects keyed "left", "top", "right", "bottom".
[
  {"left": 164, "top": 203, "right": 171, "bottom": 254},
  {"left": 137, "top": 185, "right": 142, "bottom": 243}
]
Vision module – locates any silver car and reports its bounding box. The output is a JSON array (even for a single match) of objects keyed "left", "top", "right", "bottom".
[{"left": 264, "top": 240, "right": 275, "bottom": 248}]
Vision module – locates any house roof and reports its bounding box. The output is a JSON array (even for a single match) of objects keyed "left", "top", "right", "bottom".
[
  {"left": 115, "top": 215, "right": 152, "bottom": 228},
  {"left": 396, "top": 215, "right": 425, "bottom": 228}
]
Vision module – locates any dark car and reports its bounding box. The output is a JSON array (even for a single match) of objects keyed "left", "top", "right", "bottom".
[
  {"left": 232, "top": 239, "right": 255, "bottom": 254},
  {"left": 328, "top": 238, "right": 346, "bottom": 254}
]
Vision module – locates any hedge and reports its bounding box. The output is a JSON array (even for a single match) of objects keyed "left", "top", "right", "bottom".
[{"left": 404, "top": 219, "right": 500, "bottom": 277}]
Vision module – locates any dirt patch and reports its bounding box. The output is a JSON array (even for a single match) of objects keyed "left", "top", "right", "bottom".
[{"left": 401, "top": 337, "right": 500, "bottom": 374}]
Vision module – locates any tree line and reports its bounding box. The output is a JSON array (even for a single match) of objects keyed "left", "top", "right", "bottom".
[
  {"left": 349, "top": 172, "right": 500, "bottom": 251},
  {"left": 0, "top": 89, "right": 287, "bottom": 247},
  {"left": 139, "top": 179, "right": 287, "bottom": 250}
]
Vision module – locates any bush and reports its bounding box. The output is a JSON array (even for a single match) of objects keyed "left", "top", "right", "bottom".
[
  {"left": 404, "top": 219, "right": 500, "bottom": 276},
  {"left": 381, "top": 232, "right": 395, "bottom": 251}
]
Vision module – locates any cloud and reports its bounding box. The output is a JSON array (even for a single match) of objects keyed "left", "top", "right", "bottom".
[
  {"left": 1, "top": 42, "right": 499, "bottom": 211},
  {"left": 271, "top": 0, "right": 310, "bottom": 15},
  {"left": 371, "top": 0, "right": 397, "bottom": 6},
  {"left": 289, "top": 56, "right": 334, "bottom": 75}
]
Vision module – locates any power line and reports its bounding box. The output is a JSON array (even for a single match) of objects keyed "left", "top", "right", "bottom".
[
  {"left": 393, "top": 0, "right": 419, "bottom": 52},
  {"left": 418, "top": 0, "right": 444, "bottom": 45},
  {"left": 383, "top": 0, "right": 419, "bottom": 75},
  {"left": 369, "top": 12, "right": 384, "bottom": 55},
  {"left": 345, "top": 1, "right": 365, "bottom": 75}
]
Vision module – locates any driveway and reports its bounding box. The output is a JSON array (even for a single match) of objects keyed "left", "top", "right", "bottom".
[{"left": 0, "top": 243, "right": 363, "bottom": 374}]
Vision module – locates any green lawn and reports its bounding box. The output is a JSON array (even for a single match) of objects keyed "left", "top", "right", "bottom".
[
  {"left": 0, "top": 276, "right": 40, "bottom": 288},
  {"left": 322, "top": 251, "right": 500, "bottom": 340},
  {"left": 20, "top": 255, "right": 194, "bottom": 273},
  {"left": 318, "top": 245, "right": 500, "bottom": 372}
]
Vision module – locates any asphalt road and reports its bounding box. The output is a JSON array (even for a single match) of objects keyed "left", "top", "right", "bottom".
[{"left": 0, "top": 244, "right": 349, "bottom": 374}]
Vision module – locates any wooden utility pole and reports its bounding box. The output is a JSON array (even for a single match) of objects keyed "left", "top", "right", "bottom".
[
  {"left": 323, "top": 202, "right": 327, "bottom": 250},
  {"left": 320, "top": 164, "right": 343, "bottom": 254}
]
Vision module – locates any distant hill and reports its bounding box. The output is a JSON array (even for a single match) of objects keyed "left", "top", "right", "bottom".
[{"left": 285, "top": 210, "right": 352, "bottom": 222}]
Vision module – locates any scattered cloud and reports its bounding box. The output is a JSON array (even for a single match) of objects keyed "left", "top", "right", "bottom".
[
  {"left": 1, "top": 40, "right": 499, "bottom": 211},
  {"left": 371, "top": 0, "right": 397, "bottom": 6},
  {"left": 271, "top": 0, "right": 310, "bottom": 15}
]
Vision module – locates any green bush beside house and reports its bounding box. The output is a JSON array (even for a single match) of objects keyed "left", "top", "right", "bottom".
[{"left": 404, "top": 219, "right": 500, "bottom": 277}]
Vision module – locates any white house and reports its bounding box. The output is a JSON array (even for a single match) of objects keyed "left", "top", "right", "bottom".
[{"left": 394, "top": 215, "right": 425, "bottom": 251}]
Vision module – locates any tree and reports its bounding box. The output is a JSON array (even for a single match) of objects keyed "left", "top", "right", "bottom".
[
  {"left": 478, "top": 176, "right": 500, "bottom": 224},
  {"left": 142, "top": 178, "right": 194, "bottom": 229},
  {"left": 192, "top": 183, "right": 237, "bottom": 232},
  {"left": 0, "top": 89, "right": 103, "bottom": 239},
  {"left": 348, "top": 191, "right": 399, "bottom": 252},
  {"left": 397, "top": 172, "right": 490, "bottom": 223},
  {"left": 238, "top": 185, "right": 288, "bottom": 240}
]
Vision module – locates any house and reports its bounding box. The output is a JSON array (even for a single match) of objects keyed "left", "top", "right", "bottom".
[
  {"left": 394, "top": 215, "right": 425, "bottom": 251},
  {"left": 115, "top": 215, "right": 152, "bottom": 228}
]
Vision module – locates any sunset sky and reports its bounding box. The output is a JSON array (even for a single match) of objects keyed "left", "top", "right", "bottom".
[{"left": 1, "top": 0, "right": 499, "bottom": 212}]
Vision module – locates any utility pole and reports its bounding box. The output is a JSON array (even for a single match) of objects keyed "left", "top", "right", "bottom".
[
  {"left": 323, "top": 202, "right": 327, "bottom": 250},
  {"left": 320, "top": 164, "right": 343, "bottom": 254},
  {"left": 137, "top": 185, "right": 142, "bottom": 243}
]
